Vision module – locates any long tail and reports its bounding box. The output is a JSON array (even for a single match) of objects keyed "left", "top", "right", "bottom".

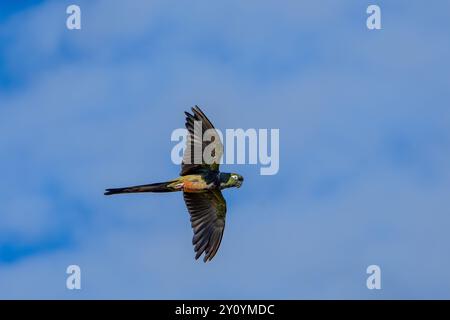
[{"left": 104, "top": 181, "right": 177, "bottom": 195}]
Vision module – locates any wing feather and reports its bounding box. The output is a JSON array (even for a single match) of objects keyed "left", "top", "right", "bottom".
[
  {"left": 181, "top": 106, "right": 224, "bottom": 175},
  {"left": 183, "top": 190, "right": 227, "bottom": 262}
]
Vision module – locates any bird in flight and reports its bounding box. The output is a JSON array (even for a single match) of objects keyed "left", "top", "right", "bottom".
[{"left": 105, "top": 106, "right": 244, "bottom": 262}]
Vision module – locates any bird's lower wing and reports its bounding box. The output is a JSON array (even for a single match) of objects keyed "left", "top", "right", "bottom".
[{"left": 183, "top": 190, "right": 226, "bottom": 262}]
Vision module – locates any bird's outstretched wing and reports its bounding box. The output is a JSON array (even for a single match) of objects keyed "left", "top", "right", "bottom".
[
  {"left": 181, "top": 106, "right": 223, "bottom": 176},
  {"left": 183, "top": 190, "right": 226, "bottom": 262}
]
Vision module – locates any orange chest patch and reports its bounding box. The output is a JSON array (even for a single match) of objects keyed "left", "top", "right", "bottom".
[{"left": 182, "top": 180, "right": 208, "bottom": 193}]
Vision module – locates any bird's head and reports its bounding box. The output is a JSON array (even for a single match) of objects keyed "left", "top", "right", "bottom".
[{"left": 220, "top": 173, "right": 244, "bottom": 189}]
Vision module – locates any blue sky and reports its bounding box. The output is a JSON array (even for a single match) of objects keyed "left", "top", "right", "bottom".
[{"left": 0, "top": 0, "right": 449, "bottom": 299}]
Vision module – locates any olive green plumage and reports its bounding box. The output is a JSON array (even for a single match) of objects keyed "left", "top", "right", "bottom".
[{"left": 105, "top": 106, "right": 244, "bottom": 262}]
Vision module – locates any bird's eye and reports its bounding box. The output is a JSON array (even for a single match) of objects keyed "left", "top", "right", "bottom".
[{"left": 232, "top": 175, "right": 238, "bottom": 180}]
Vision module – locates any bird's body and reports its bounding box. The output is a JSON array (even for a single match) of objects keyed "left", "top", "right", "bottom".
[
  {"left": 105, "top": 106, "right": 243, "bottom": 262},
  {"left": 104, "top": 171, "right": 242, "bottom": 194}
]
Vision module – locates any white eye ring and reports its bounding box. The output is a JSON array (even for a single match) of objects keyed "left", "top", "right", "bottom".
[{"left": 231, "top": 175, "right": 238, "bottom": 180}]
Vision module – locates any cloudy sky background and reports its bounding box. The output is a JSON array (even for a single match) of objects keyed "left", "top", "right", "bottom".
[{"left": 0, "top": 0, "right": 449, "bottom": 299}]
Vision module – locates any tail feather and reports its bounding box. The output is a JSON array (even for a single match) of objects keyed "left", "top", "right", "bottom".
[{"left": 104, "top": 181, "right": 176, "bottom": 195}]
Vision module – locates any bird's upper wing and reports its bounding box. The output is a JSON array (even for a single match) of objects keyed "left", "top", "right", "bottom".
[
  {"left": 181, "top": 106, "right": 223, "bottom": 176},
  {"left": 183, "top": 190, "right": 226, "bottom": 262}
]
